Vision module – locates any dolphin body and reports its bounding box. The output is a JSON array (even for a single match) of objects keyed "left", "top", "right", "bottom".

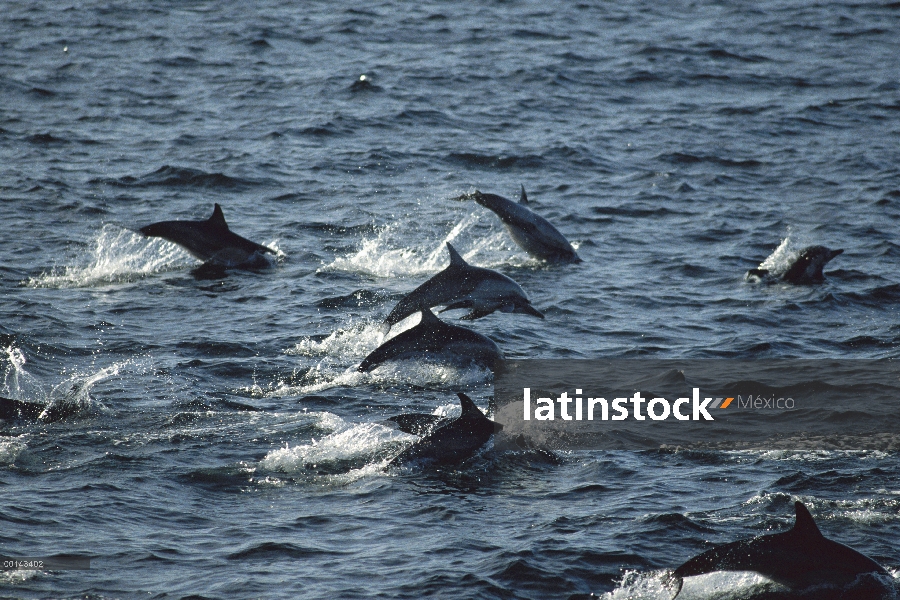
[
  {"left": 383, "top": 242, "right": 544, "bottom": 330},
  {"left": 139, "top": 204, "right": 274, "bottom": 273},
  {"left": 747, "top": 246, "right": 843, "bottom": 284},
  {"left": 454, "top": 187, "right": 580, "bottom": 263},
  {"left": 358, "top": 308, "right": 503, "bottom": 372},
  {"left": 669, "top": 501, "right": 889, "bottom": 598},
  {"left": 389, "top": 392, "right": 502, "bottom": 467},
  {"left": 0, "top": 396, "right": 79, "bottom": 424}
]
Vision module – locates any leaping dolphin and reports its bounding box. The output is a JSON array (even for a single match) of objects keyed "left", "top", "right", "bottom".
[
  {"left": 453, "top": 186, "right": 580, "bottom": 263},
  {"left": 668, "top": 501, "right": 889, "bottom": 598},
  {"left": 139, "top": 204, "right": 275, "bottom": 272},
  {"left": 358, "top": 308, "right": 503, "bottom": 373},
  {"left": 389, "top": 392, "right": 502, "bottom": 467},
  {"left": 747, "top": 245, "right": 843, "bottom": 284},
  {"left": 383, "top": 242, "right": 544, "bottom": 331}
]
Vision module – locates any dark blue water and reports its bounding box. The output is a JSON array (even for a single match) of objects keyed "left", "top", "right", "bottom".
[{"left": 2, "top": 1, "right": 900, "bottom": 598}]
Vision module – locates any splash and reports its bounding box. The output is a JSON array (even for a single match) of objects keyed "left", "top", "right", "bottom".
[
  {"left": 2, "top": 346, "right": 144, "bottom": 419},
  {"left": 44, "top": 359, "right": 127, "bottom": 416},
  {"left": 321, "top": 213, "right": 527, "bottom": 279},
  {"left": 275, "top": 313, "right": 494, "bottom": 395},
  {"left": 27, "top": 224, "right": 193, "bottom": 288},
  {"left": 286, "top": 318, "right": 397, "bottom": 359},
  {"left": 259, "top": 418, "right": 414, "bottom": 475},
  {"left": 755, "top": 230, "right": 818, "bottom": 276},
  {"left": 599, "top": 569, "right": 778, "bottom": 600},
  {"left": 2, "top": 346, "right": 46, "bottom": 401},
  {"left": 0, "top": 435, "right": 28, "bottom": 465}
]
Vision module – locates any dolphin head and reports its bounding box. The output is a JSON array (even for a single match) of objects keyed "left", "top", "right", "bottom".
[{"left": 499, "top": 297, "right": 545, "bottom": 319}]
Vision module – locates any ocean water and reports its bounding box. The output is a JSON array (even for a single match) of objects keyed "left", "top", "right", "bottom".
[{"left": 1, "top": 0, "right": 900, "bottom": 598}]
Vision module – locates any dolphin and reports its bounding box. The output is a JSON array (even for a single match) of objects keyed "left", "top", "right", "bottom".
[
  {"left": 0, "top": 396, "right": 80, "bottom": 424},
  {"left": 383, "top": 242, "right": 544, "bottom": 331},
  {"left": 747, "top": 245, "right": 843, "bottom": 284},
  {"left": 453, "top": 186, "right": 580, "bottom": 263},
  {"left": 358, "top": 308, "right": 503, "bottom": 373},
  {"left": 139, "top": 204, "right": 275, "bottom": 272},
  {"left": 668, "top": 501, "right": 889, "bottom": 598},
  {"left": 390, "top": 392, "right": 503, "bottom": 467}
]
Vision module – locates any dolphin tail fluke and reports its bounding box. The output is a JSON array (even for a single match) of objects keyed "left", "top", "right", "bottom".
[
  {"left": 208, "top": 204, "right": 229, "bottom": 230},
  {"left": 519, "top": 185, "right": 529, "bottom": 205}
]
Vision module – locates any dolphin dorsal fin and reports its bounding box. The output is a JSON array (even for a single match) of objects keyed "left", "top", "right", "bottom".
[
  {"left": 419, "top": 308, "right": 441, "bottom": 325},
  {"left": 446, "top": 242, "right": 468, "bottom": 268},
  {"left": 208, "top": 204, "right": 229, "bottom": 230},
  {"left": 457, "top": 392, "right": 484, "bottom": 420},
  {"left": 519, "top": 185, "right": 529, "bottom": 205},
  {"left": 792, "top": 501, "right": 823, "bottom": 538}
]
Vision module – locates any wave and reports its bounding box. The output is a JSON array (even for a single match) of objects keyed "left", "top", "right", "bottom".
[{"left": 92, "top": 165, "right": 260, "bottom": 189}]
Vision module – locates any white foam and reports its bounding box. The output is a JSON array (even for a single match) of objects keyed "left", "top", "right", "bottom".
[
  {"left": 2, "top": 346, "right": 46, "bottom": 401},
  {"left": 27, "top": 224, "right": 193, "bottom": 288},
  {"left": 285, "top": 318, "right": 401, "bottom": 359},
  {"left": 0, "top": 435, "right": 28, "bottom": 465},
  {"left": 320, "top": 212, "right": 531, "bottom": 279},
  {"left": 259, "top": 420, "right": 414, "bottom": 474},
  {"left": 0, "top": 568, "right": 38, "bottom": 584}
]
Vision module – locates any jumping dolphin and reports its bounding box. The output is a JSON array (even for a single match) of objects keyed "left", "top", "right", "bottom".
[
  {"left": 747, "top": 246, "right": 843, "bottom": 284},
  {"left": 358, "top": 308, "right": 503, "bottom": 373},
  {"left": 139, "top": 204, "right": 275, "bottom": 272},
  {"left": 668, "top": 501, "right": 889, "bottom": 598},
  {"left": 453, "top": 186, "right": 580, "bottom": 263},
  {"left": 383, "top": 242, "right": 544, "bottom": 331},
  {"left": 390, "top": 392, "right": 503, "bottom": 467}
]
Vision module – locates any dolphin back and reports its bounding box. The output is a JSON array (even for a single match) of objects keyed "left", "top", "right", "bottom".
[
  {"left": 360, "top": 309, "right": 503, "bottom": 372},
  {"left": 139, "top": 204, "right": 274, "bottom": 264},
  {"left": 670, "top": 501, "right": 888, "bottom": 597},
  {"left": 458, "top": 189, "right": 580, "bottom": 262},
  {"left": 390, "top": 392, "right": 500, "bottom": 467}
]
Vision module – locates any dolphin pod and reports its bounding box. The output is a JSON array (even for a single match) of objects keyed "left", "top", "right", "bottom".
[
  {"left": 388, "top": 392, "right": 502, "bottom": 468},
  {"left": 358, "top": 308, "right": 503, "bottom": 373},
  {"left": 668, "top": 501, "right": 889, "bottom": 597},
  {"left": 383, "top": 242, "right": 544, "bottom": 331},
  {"left": 453, "top": 186, "right": 580, "bottom": 263},
  {"left": 747, "top": 245, "right": 843, "bottom": 284},
  {"left": 139, "top": 203, "right": 274, "bottom": 275}
]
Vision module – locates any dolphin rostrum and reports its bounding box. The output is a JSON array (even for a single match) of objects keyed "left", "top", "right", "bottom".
[
  {"left": 383, "top": 242, "right": 544, "bottom": 331},
  {"left": 389, "top": 392, "right": 503, "bottom": 467},
  {"left": 668, "top": 501, "right": 889, "bottom": 597},
  {"left": 453, "top": 186, "right": 580, "bottom": 263},
  {"left": 139, "top": 204, "right": 275, "bottom": 271},
  {"left": 358, "top": 308, "right": 503, "bottom": 373},
  {"left": 747, "top": 245, "right": 843, "bottom": 284}
]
